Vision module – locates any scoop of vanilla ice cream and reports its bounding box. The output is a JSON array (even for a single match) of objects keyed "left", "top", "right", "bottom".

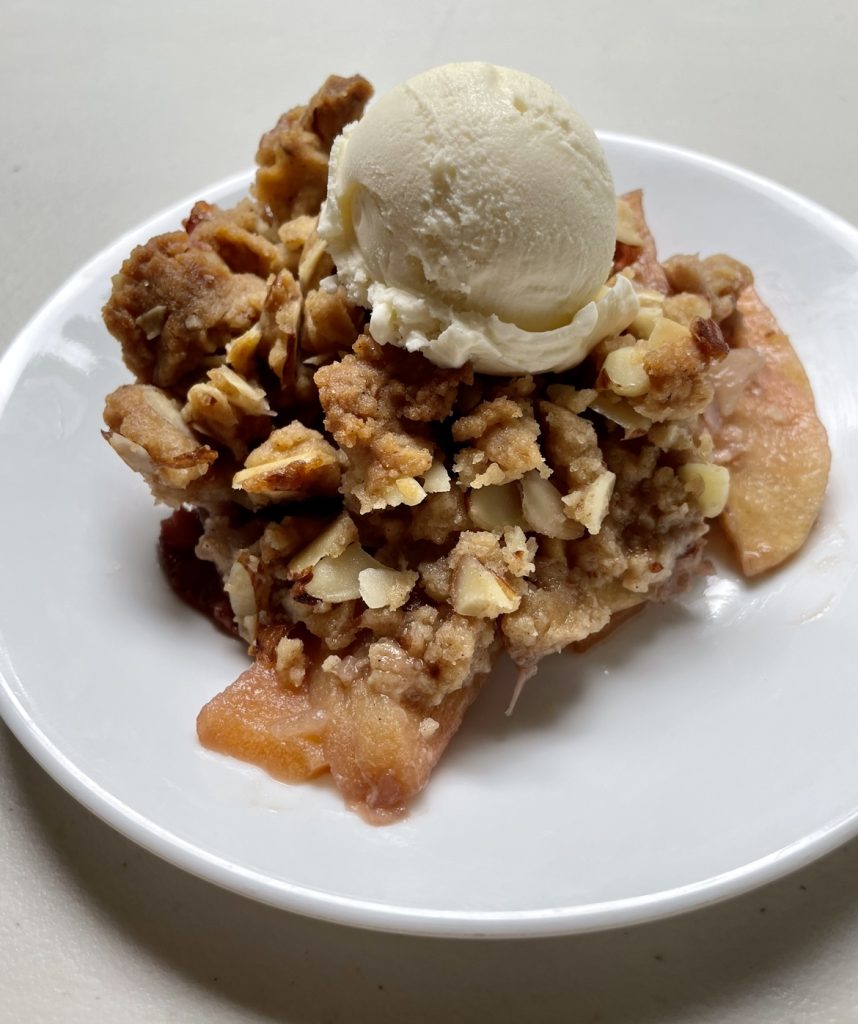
[{"left": 319, "top": 62, "right": 638, "bottom": 375}]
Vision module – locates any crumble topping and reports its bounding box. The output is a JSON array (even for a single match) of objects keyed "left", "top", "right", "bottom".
[{"left": 253, "top": 75, "right": 374, "bottom": 225}]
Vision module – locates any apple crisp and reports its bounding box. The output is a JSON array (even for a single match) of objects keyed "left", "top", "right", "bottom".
[{"left": 102, "top": 75, "right": 829, "bottom": 821}]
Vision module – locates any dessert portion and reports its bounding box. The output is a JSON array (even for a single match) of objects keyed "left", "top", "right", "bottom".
[{"left": 101, "top": 66, "right": 830, "bottom": 821}]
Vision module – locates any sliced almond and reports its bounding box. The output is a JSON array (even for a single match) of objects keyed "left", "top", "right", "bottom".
[
  {"left": 601, "top": 345, "right": 650, "bottom": 398},
  {"left": 468, "top": 482, "right": 527, "bottom": 532},
  {"left": 232, "top": 423, "right": 340, "bottom": 502},
  {"left": 648, "top": 422, "right": 694, "bottom": 451},
  {"left": 520, "top": 472, "right": 583, "bottom": 539},
  {"left": 662, "top": 291, "right": 712, "bottom": 328},
  {"left": 225, "top": 560, "right": 257, "bottom": 642},
  {"left": 105, "top": 433, "right": 156, "bottom": 478},
  {"left": 135, "top": 305, "right": 167, "bottom": 340},
  {"left": 297, "top": 227, "right": 328, "bottom": 293},
  {"left": 647, "top": 315, "right": 692, "bottom": 350},
  {"left": 212, "top": 366, "right": 270, "bottom": 414},
  {"left": 678, "top": 462, "right": 731, "bottom": 518},
  {"left": 225, "top": 323, "right": 262, "bottom": 377},
  {"left": 562, "top": 471, "right": 616, "bottom": 535},
  {"left": 286, "top": 514, "right": 358, "bottom": 578},
  {"left": 358, "top": 567, "right": 419, "bottom": 610},
  {"left": 501, "top": 525, "right": 537, "bottom": 578},
  {"left": 395, "top": 477, "right": 427, "bottom": 507},
  {"left": 589, "top": 393, "right": 652, "bottom": 434},
  {"left": 451, "top": 556, "right": 520, "bottom": 618},
  {"left": 629, "top": 289, "right": 665, "bottom": 340},
  {"left": 422, "top": 459, "right": 451, "bottom": 494},
  {"left": 305, "top": 542, "right": 380, "bottom": 603}
]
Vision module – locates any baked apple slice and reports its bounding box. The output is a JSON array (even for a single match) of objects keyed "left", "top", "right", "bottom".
[
  {"left": 711, "top": 286, "right": 831, "bottom": 575},
  {"left": 197, "top": 625, "right": 497, "bottom": 822}
]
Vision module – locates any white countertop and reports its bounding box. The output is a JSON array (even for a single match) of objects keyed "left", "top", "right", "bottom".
[{"left": 3, "top": 2, "right": 858, "bottom": 1020}]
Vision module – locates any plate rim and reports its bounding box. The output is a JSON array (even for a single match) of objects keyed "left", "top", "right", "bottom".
[{"left": 2, "top": 132, "right": 858, "bottom": 939}]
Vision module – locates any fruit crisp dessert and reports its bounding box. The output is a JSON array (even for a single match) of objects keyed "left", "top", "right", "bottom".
[{"left": 101, "top": 64, "right": 830, "bottom": 821}]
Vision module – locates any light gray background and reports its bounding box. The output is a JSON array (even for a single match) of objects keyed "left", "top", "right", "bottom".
[{"left": 2, "top": 1, "right": 857, "bottom": 1020}]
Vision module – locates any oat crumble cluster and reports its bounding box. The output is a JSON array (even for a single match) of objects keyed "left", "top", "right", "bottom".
[{"left": 102, "top": 75, "right": 759, "bottom": 820}]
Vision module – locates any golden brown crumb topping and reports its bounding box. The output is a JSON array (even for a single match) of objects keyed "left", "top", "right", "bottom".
[
  {"left": 253, "top": 75, "right": 373, "bottom": 225},
  {"left": 103, "top": 230, "right": 268, "bottom": 390}
]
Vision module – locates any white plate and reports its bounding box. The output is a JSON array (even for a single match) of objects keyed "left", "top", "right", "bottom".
[{"left": 1, "top": 135, "right": 856, "bottom": 939}]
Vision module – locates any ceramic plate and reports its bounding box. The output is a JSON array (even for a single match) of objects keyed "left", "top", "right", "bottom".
[{"left": 1, "top": 135, "right": 856, "bottom": 938}]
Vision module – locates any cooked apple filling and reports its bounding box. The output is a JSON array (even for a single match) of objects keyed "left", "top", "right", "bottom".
[{"left": 102, "top": 76, "right": 829, "bottom": 820}]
